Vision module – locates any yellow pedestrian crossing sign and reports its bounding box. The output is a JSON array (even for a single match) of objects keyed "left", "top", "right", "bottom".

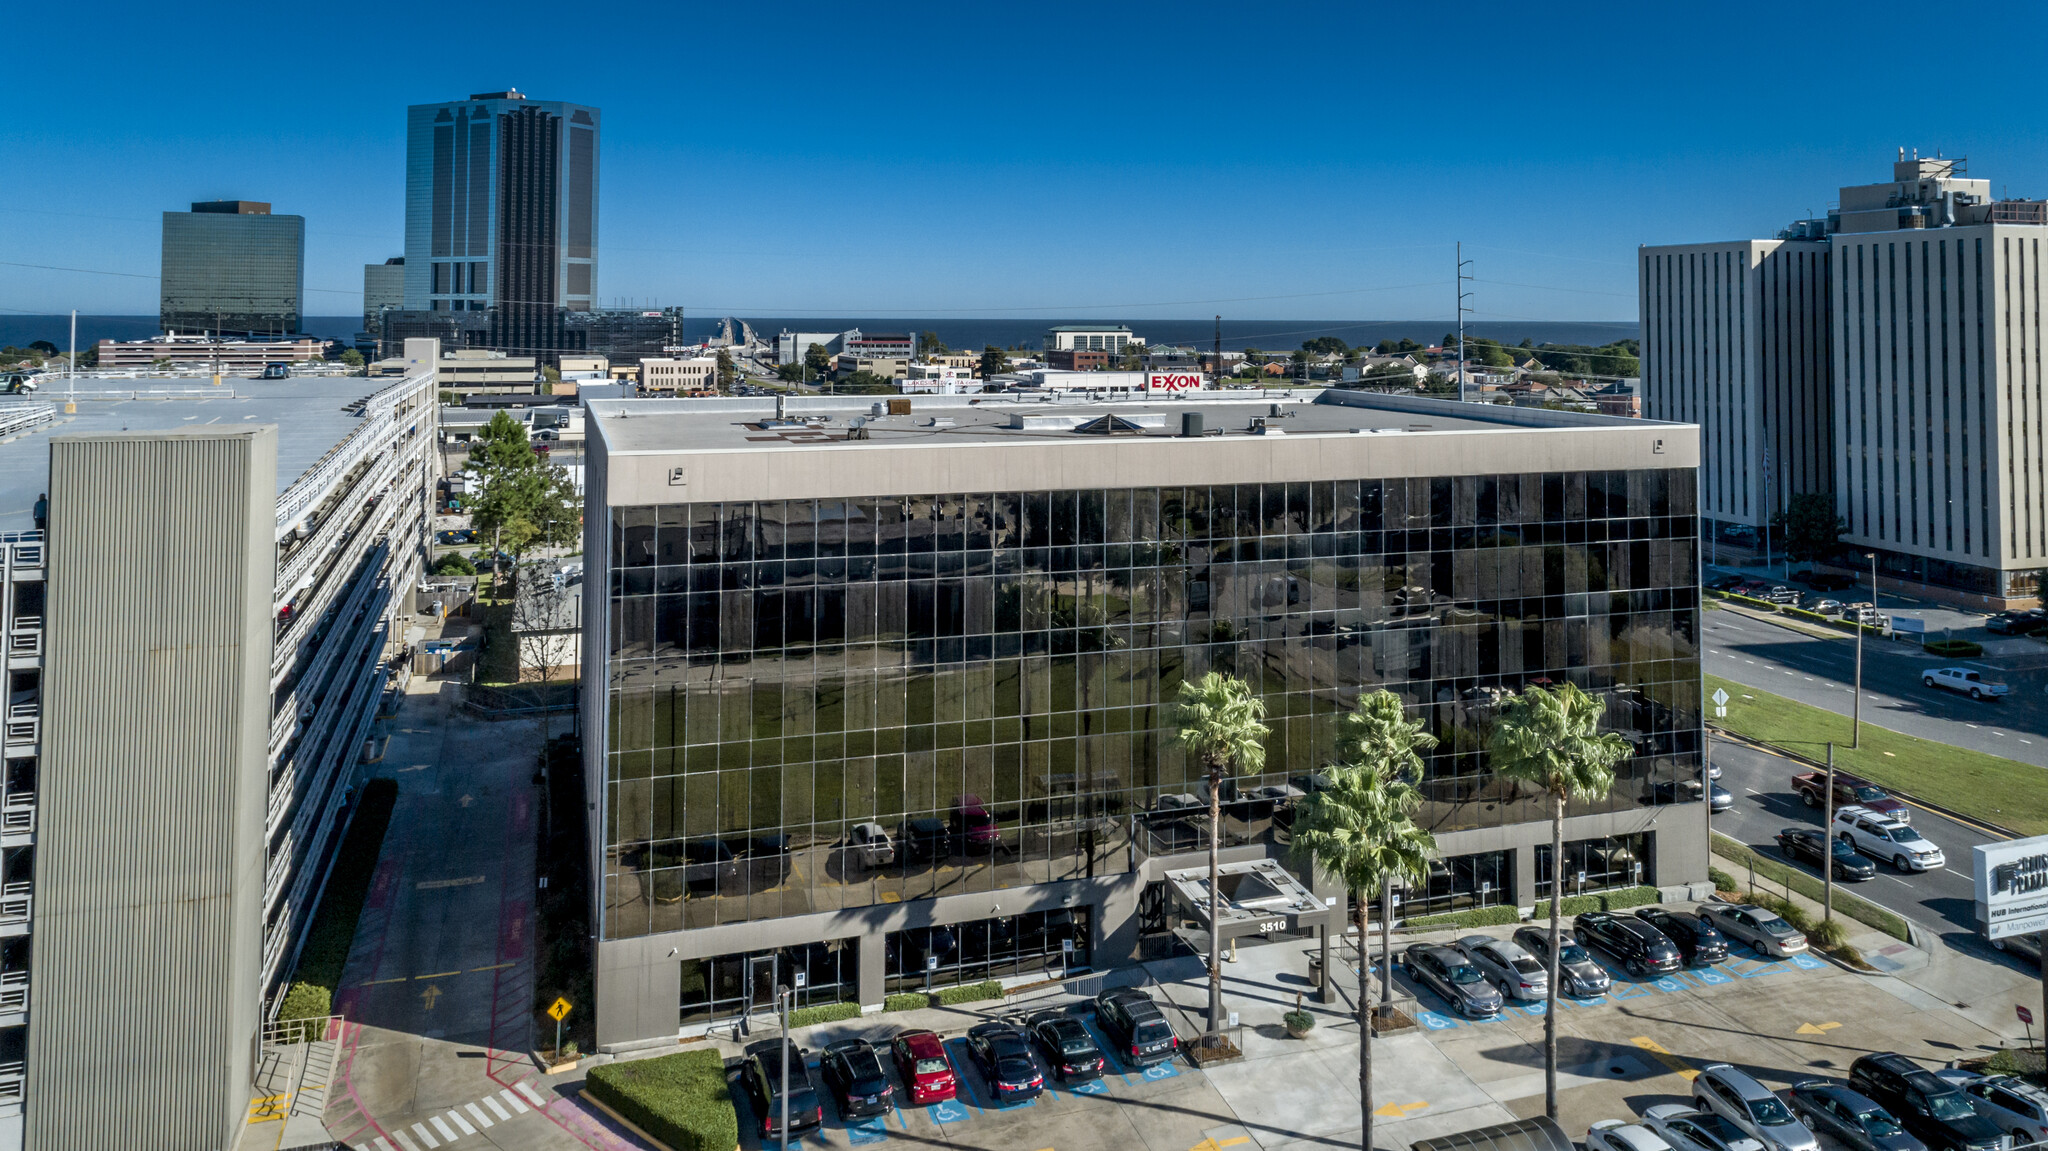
[{"left": 547, "top": 997, "right": 573, "bottom": 1022}]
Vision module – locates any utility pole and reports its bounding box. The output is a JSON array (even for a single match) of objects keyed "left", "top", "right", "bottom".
[
  {"left": 1214, "top": 315, "right": 1222, "bottom": 381},
  {"left": 1823, "top": 742, "right": 1835, "bottom": 923},
  {"left": 778, "top": 985, "right": 791, "bottom": 1151},
  {"left": 1456, "top": 243, "right": 1474, "bottom": 402}
]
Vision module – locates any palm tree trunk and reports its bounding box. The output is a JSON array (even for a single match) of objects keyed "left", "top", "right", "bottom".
[
  {"left": 1207, "top": 759, "right": 1224, "bottom": 1044},
  {"left": 1380, "top": 884, "right": 1394, "bottom": 1007},
  {"left": 1544, "top": 791, "right": 1564, "bottom": 1120},
  {"left": 1358, "top": 897, "right": 1374, "bottom": 1151}
]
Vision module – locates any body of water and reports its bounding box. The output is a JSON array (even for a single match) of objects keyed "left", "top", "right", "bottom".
[{"left": 0, "top": 315, "right": 1637, "bottom": 354}]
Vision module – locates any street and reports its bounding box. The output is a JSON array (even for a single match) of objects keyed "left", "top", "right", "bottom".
[{"left": 1704, "top": 603, "right": 2048, "bottom": 768}]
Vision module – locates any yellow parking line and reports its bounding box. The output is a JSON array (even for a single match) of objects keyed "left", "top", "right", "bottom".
[
  {"left": 470, "top": 962, "right": 515, "bottom": 973},
  {"left": 417, "top": 970, "right": 461, "bottom": 979},
  {"left": 1631, "top": 1036, "right": 1699, "bottom": 1081}
]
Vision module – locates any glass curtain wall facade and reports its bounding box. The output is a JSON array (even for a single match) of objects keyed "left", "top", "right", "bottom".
[
  {"left": 602, "top": 469, "right": 1703, "bottom": 943},
  {"left": 160, "top": 211, "right": 306, "bottom": 337}
]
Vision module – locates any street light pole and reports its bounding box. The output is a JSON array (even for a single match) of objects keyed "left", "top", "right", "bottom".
[
  {"left": 1823, "top": 742, "right": 1835, "bottom": 923},
  {"left": 778, "top": 984, "right": 791, "bottom": 1151}
]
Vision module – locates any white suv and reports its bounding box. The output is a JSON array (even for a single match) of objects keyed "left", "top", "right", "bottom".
[{"left": 1833, "top": 805, "right": 1945, "bottom": 872}]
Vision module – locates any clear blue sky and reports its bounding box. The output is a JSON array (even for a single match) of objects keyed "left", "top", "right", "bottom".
[{"left": 9, "top": 0, "right": 2048, "bottom": 323}]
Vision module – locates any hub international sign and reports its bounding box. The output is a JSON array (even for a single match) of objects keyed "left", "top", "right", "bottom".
[{"left": 1973, "top": 835, "right": 2048, "bottom": 939}]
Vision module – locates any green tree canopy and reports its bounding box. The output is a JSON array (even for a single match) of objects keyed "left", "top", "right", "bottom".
[
  {"left": 804, "top": 342, "right": 834, "bottom": 376},
  {"left": 468, "top": 413, "right": 581, "bottom": 570},
  {"left": 918, "top": 330, "right": 947, "bottom": 356},
  {"left": 1771, "top": 492, "right": 1845, "bottom": 564},
  {"left": 1301, "top": 336, "right": 1349, "bottom": 357},
  {"left": 714, "top": 349, "right": 736, "bottom": 390},
  {"left": 979, "top": 345, "right": 1010, "bottom": 379}
]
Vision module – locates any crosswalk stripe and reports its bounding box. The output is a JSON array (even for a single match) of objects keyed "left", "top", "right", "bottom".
[
  {"left": 411, "top": 1122, "right": 440, "bottom": 1148},
  {"left": 392, "top": 1132, "right": 421, "bottom": 1151},
  {"left": 373, "top": 1138, "right": 397, "bottom": 1151},
  {"left": 466, "top": 1102, "right": 493, "bottom": 1127},
  {"left": 482, "top": 1094, "right": 511, "bottom": 1120},
  {"left": 500, "top": 1087, "right": 529, "bottom": 1114},
  {"left": 515, "top": 1080, "right": 547, "bottom": 1107},
  {"left": 447, "top": 1110, "right": 477, "bottom": 1135},
  {"left": 429, "top": 1115, "right": 457, "bottom": 1141}
]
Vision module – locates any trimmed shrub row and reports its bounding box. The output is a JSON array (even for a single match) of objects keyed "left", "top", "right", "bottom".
[
  {"left": 1708, "top": 866, "right": 1740, "bottom": 894},
  {"left": 1924, "top": 639, "right": 1984, "bottom": 657},
  {"left": 1555, "top": 885, "right": 1661, "bottom": 916},
  {"left": 1405, "top": 904, "right": 1521, "bottom": 931},
  {"left": 1712, "top": 831, "right": 1910, "bottom": 941},
  {"left": 933, "top": 980, "right": 1006, "bottom": 1006},
  {"left": 584, "top": 1048, "right": 737, "bottom": 1151},
  {"left": 1705, "top": 590, "right": 1886, "bottom": 637},
  {"left": 787, "top": 1001, "right": 861, "bottom": 1028},
  {"left": 882, "top": 993, "right": 931, "bottom": 1012}
]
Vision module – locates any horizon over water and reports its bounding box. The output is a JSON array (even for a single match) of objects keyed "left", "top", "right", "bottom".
[{"left": 1, "top": 315, "right": 1638, "bottom": 354}]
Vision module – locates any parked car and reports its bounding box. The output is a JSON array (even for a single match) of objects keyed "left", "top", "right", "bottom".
[
  {"left": 846, "top": 821, "right": 896, "bottom": 869},
  {"left": 888, "top": 1029, "right": 956, "bottom": 1105},
  {"left": 820, "top": 1038, "right": 894, "bottom": 1119},
  {"left": 950, "top": 794, "right": 1000, "bottom": 853},
  {"left": 1934, "top": 1070, "right": 2048, "bottom": 1147},
  {"left": 965, "top": 1022, "right": 1044, "bottom": 1104},
  {"left": 1513, "top": 925, "right": 1612, "bottom": 997},
  {"left": 1694, "top": 1062, "right": 1820, "bottom": 1151},
  {"left": 1093, "top": 987, "right": 1180, "bottom": 1067},
  {"left": 1849, "top": 1053, "right": 2008, "bottom": 1151},
  {"left": 1144, "top": 820, "right": 1204, "bottom": 854},
  {"left": 1788, "top": 1080, "right": 1925, "bottom": 1151},
  {"left": 1804, "top": 597, "right": 1846, "bottom": 616},
  {"left": 1792, "top": 772, "right": 1911, "bottom": 823},
  {"left": 732, "top": 835, "right": 792, "bottom": 888},
  {"left": 1708, "top": 574, "right": 1747, "bottom": 591},
  {"left": 1589, "top": 1120, "right": 1677, "bottom": 1151},
  {"left": 900, "top": 817, "right": 950, "bottom": 863},
  {"left": 1152, "top": 792, "right": 1204, "bottom": 816},
  {"left": 1240, "top": 783, "right": 1305, "bottom": 819},
  {"left": 1766, "top": 587, "right": 1804, "bottom": 606},
  {"left": 1922, "top": 667, "right": 2011, "bottom": 701},
  {"left": 1575, "top": 911, "right": 1683, "bottom": 977},
  {"left": 1641, "top": 1104, "right": 1768, "bottom": 1151},
  {"left": 1777, "top": 826, "right": 1878, "bottom": 881},
  {"left": 1403, "top": 943, "right": 1505, "bottom": 1018},
  {"left": 1650, "top": 779, "right": 1735, "bottom": 812},
  {"left": 1028, "top": 1012, "right": 1106, "bottom": 1083},
  {"left": 1985, "top": 610, "right": 2048, "bottom": 636},
  {"left": 1454, "top": 935, "right": 1549, "bottom": 1000},
  {"left": 1848, "top": 607, "right": 1889, "bottom": 627},
  {"left": 1636, "top": 908, "right": 1730, "bottom": 966},
  {"left": 739, "top": 1040, "right": 824, "bottom": 1139},
  {"left": 1834, "top": 806, "right": 1946, "bottom": 872},
  {"left": 1990, "top": 930, "right": 2042, "bottom": 966},
  {"left": 679, "top": 838, "right": 740, "bottom": 895},
  {"left": 1697, "top": 903, "right": 1809, "bottom": 957}
]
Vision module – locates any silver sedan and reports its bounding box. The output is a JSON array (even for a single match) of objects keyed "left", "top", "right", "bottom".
[
  {"left": 1697, "top": 903, "right": 1809, "bottom": 958},
  {"left": 1455, "top": 935, "right": 1549, "bottom": 1001}
]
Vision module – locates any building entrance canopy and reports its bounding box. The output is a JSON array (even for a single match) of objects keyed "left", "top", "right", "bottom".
[{"left": 1164, "top": 858, "right": 1326, "bottom": 940}]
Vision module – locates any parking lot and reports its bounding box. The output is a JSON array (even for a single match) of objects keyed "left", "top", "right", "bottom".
[{"left": 692, "top": 902, "right": 2019, "bottom": 1151}]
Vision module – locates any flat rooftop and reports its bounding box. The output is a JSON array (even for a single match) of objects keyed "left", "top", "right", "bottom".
[
  {"left": 589, "top": 388, "right": 1669, "bottom": 456},
  {"left": 0, "top": 374, "right": 392, "bottom": 531}
]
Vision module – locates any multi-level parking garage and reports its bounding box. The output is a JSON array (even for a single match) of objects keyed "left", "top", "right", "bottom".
[{"left": 0, "top": 341, "right": 439, "bottom": 1151}]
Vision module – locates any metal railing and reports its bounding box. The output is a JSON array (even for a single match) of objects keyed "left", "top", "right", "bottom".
[
  {"left": 3, "top": 705, "right": 35, "bottom": 746},
  {"left": 0, "top": 1060, "right": 23, "bottom": 1102},
  {"left": 0, "top": 971, "right": 27, "bottom": 1014},
  {"left": 0, "top": 405, "right": 55, "bottom": 441},
  {"left": 0, "top": 882, "right": 30, "bottom": 925},
  {"left": 7, "top": 619, "right": 39, "bottom": 659},
  {"left": 274, "top": 436, "right": 415, "bottom": 603},
  {"left": 2, "top": 791, "right": 33, "bottom": 836},
  {"left": 274, "top": 371, "right": 432, "bottom": 538},
  {"left": 7, "top": 542, "right": 40, "bottom": 568},
  {"left": 270, "top": 568, "right": 389, "bottom": 757}
]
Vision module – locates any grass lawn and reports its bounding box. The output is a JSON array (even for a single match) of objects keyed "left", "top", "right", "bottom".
[{"left": 1706, "top": 673, "right": 2048, "bottom": 836}]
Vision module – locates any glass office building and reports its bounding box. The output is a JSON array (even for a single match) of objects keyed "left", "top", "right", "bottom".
[
  {"left": 583, "top": 391, "right": 1706, "bottom": 1048},
  {"left": 159, "top": 201, "right": 305, "bottom": 337}
]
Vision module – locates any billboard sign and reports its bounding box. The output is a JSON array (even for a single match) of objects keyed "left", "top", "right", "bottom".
[
  {"left": 1145, "top": 372, "right": 1206, "bottom": 394},
  {"left": 1974, "top": 835, "right": 2048, "bottom": 939}
]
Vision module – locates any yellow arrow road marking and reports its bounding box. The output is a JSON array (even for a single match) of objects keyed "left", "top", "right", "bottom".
[
  {"left": 421, "top": 984, "right": 443, "bottom": 1010},
  {"left": 1191, "top": 1139, "right": 1252, "bottom": 1151},
  {"left": 1796, "top": 1022, "right": 1842, "bottom": 1034},
  {"left": 1632, "top": 1036, "right": 1699, "bottom": 1081},
  {"left": 1373, "top": 1101, "right": 1429, "bottom": 1118}
]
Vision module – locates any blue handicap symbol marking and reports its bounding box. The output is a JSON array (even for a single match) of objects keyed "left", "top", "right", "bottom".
[
  {"left": 1792, "top": 953, "right": 1826, "bottom": 970},
  {"left": 1417, "top": 1010, "right": 1460, "bottom": 1030},
  {"left": 1653, "top": 975, "right": 1689, "bottom": 993},
  {"left": 1521, "top": 1000, "right": 1548, "bottom": 1016},
  {"left": 1695, "top": 967, "right": 1732, "bottom": 985},
  {"left": 928, "top": 1099, "right": 971, "bottom": 1125},
  {"left": 1738, "top": 958, "right": 1786, "bottom": 979},
  {"left": 1606, "top": 982, "right": 1652, "bottom": 1000},
  {"left": 845, "top": 1117, "right": 890, "bottom": 1145},
  {"left": 1141, "top": 1061, "right": 1181, "bottom": 1081},
  {"left": 1068, "top": 1078, "right": 1110, "bottom": 1096}
]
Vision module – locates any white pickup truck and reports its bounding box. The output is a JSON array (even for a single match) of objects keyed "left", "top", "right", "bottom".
[{"left": 1921, "top": 666, "right": 2010, "bottom": 700}]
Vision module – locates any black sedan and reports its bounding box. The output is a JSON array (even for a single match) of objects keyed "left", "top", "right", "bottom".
[
  {"left": 1574, "top": 911, "right": 1683, "bottom": 977},
  {"left": 819, "top": 1038, "right": 894, "bottom": 1119},
  {"left": 965, "top": 1022, "right": 1044, "bottom": 1104},
  {"left": 1788, "top": 1079, "right": 1925, "bottom": 1151},
  {"left": 1635, "top": 908, "right": 1729, "bottom": 966},
  {"left": 1028, "top": 1012, "right": 1105, "bottom": 1082},
  {"left": 1777, "top": 826, "right": 1878, "bottom": 881}
]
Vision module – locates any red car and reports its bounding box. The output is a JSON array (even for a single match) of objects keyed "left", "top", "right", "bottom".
[
  {"left": 890, "top": 1029, "right": 956, "bottom": 1105},
  {"left": 950, "top": 794, "right": 1000, "bottom": 853}
]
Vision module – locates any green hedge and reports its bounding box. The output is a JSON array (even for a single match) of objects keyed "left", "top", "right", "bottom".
[
  {"left": 1924, "top": 639, "right": 1984, "bottom": 657},
  {"left": 1709, "top": 866, "right": 1739, "bottom": 894},
  {"left": 1712, "top": 832, "right": 1910, "bottom": 941},
  {"left": 883, "top": 993, "right": 930, "bottom": 1012},
  {"left": 787, "top": 1001, "right": 861, "bottom": 1028},
  {"left": 278, "top": 779, "right": 398, "bottom": 1040},
  {"left": 1554, "top": 886, "right": 1661, "bottom": 916},
  {"left": 933, "top": 980, "right": 1005, "bottom": 1006},
  {"left": 585, "top": 1049, "right": 737, "bottom": 1151},
  {"left": 1405, "top": 905, "right": 1521, "bottom": 931}
]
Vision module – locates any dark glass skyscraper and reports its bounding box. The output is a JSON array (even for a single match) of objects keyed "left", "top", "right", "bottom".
[
  {"left": 159, "top": 201, "right": 305, "bottom": 337},
  {"left": 404, "top": 90, "right": 599, "bottom": 355}
]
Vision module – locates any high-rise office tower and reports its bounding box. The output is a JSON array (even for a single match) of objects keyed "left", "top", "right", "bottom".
[
  {"left": 361, "top": 256, "right": 406, "bottom": 350},
  {"left": 160, "top": 200, "right": 306, "bottom": 337},
  {"left": 404, "top": 90, "right": 599, "bottom": 356}
]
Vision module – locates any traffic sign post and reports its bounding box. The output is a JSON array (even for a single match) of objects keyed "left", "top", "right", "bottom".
[
  {"left": 547, "top": 997, "right": 573, "bottom": 1061},
  {"left": 1711, "top": 687, "right": 1729, "bottom": 719},
  {"left": 2020, "top": 1003, "right": 2034, "bottom": 1047}
]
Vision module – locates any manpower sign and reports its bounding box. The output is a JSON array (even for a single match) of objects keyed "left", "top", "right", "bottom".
[{"left": 1974, "top": 836, "right": 2048, "bottom": 939}]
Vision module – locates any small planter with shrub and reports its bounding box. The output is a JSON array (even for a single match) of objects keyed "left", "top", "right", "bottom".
[{"left": 1283, "top": 993, "right": 1316, "bottom": 1039}]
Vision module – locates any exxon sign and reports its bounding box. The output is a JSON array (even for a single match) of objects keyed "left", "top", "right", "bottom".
[
  {"left": 1974, "top": 835, "right": 2048, "bottom": 940},
  {"left": 1144, "top": 372, "right": 1206, "bottom": 394}
]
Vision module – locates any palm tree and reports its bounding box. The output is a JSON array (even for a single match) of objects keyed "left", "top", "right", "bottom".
[
  {"left": 1489, "top": 682, "right": 1633, "bottom": 1120},
  {"left": 1166, "top": 671, "right": 1270, "bottom": 1046},
  {"left": 1288, "top": 690, "right": 1436, "bottom": 1151}
]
